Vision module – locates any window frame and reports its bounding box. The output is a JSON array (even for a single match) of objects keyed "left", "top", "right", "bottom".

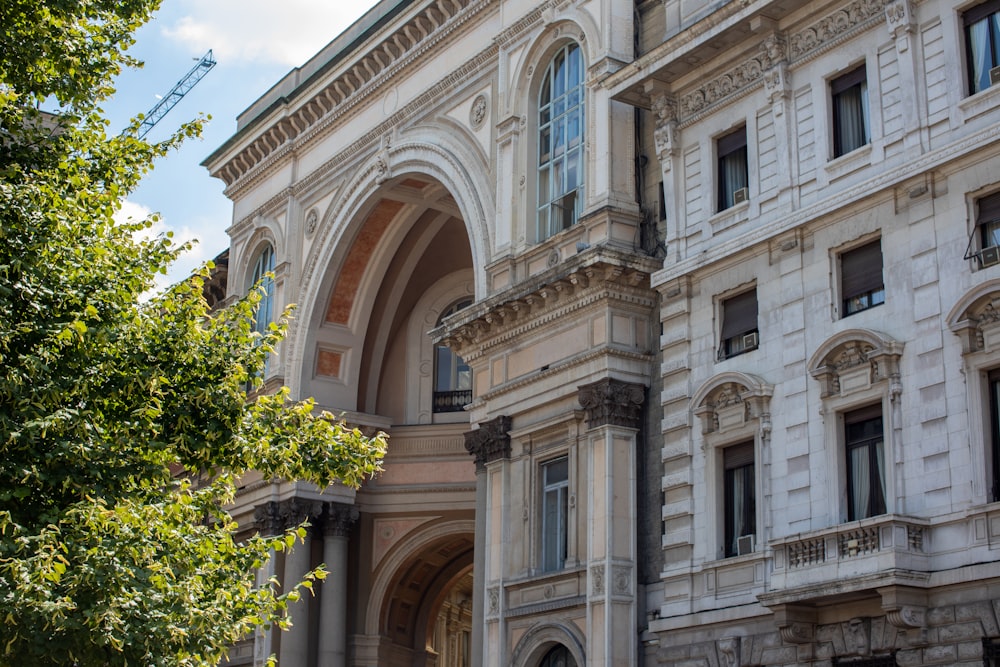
[
  {"left": 718, "top": 288, "right": 759, "bottom": 360},
  {"left": 839, "top": 238, "right": 885, "bottom": 317},
  {"left": 843, "top": 404, "right": 888, "bottom": 521},
  {"left": 433, "top": 299, "right": 472, "bottom": 413},
  {"left": 540, "top": 456, "right": 569, "bottom": 572},
  {"left": 723, "top": 441, "right": 756, "bottom": 557},
  {"left": 716, "top": 125, "right": 749, "bottom": 212},
  {"left": 830, "top": 63, "right": 870, "bottom": 158},
  {"left": 247, "top": 244, "right": 276, "bottom": 378},
  {"left": 536, "top": 42, "right": 585, "bottom": 242},
  {"left": 963, "top": 0, "right": 1000, "bottom": 96}
]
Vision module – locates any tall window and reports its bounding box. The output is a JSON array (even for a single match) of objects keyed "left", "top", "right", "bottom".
[
  {"left": 541, "top": 457, "right": 569, "bottom": 572},
  {"left": 718, "top": 289, "right": 758, "bottom": 360},
  {"left": 717, "top": 126, "right": 748, "bottom": 211},
  {"left": 831, "top": 64, "right": 870, "bottom": 157},
  {"left": 434, "top": 300, "right": 472, "bottom": 413},
  {"left": 723, "top": 442, "right": 756, "bottom": 557},
  {"left": 841, "top": 239, "right": 884, "bottom": 317},
  {"left": 978, "top": 192, "right": 1000, "bottom": 257},
  {"left": 538, "top": 43, "right": 585, "bottom": 241},
  {"left": 249, "top": 245, "right": 275, "bottom": 374},
  {"left": 989, "top": 370, "right": 1000, "bottom": 502},
  {"left": 964, "top": 0, "right": 1000, "bottom": 95},
  {"left": 845, "top": 405, "right": 887, "bottom": 520}
]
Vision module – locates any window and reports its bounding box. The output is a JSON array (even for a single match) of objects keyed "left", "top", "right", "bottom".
[
  {"left": 984, "top": 637, "right": 1000, "bottom": 665},
  {"left": 541, "top": 457, "right": 569, "bottom": 572},
  {"left": 719, "top": 289, "right": 758, "bottom": 360},
  {"left": 723, "top": 442, "right": 756, "bottom": 557},
  {"left": 248, "top": 245, "right": 275, "bottom": 375},
  {"left": 989, "top": 370, "right": 1000, "bottom": 502},
  {"left": 978, "top": 192, "right": 1000, "bottom": 261},
  {"left": 964, "top": 0, "right": 1000, "bottom": 95},
  {"left": 831, "top": 64, "right": 870, "bottom": 157},
  {"left": 433, "top": 299, "right": 472, "bottom": 413},
  {"left": 717, "top": 126, "right": 748, "bottom": 211},
  {"left": 845, "top": 405, "right": 887, "bottom": 520},
  {"left": 539, "top": 644, "right": 577, "bottom": 667},
  {"left": 537, "top": 43, "right": 585, "bottom": 241},
  {"left": 841, "top": 239, "right": 884, "bottom": 316}
]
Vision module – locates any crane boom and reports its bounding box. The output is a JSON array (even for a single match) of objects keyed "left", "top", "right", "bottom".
[{"left": 135, "top": 50, "right": 217, "bottom": 139}]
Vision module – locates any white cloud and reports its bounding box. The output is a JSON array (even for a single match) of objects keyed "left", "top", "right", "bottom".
[{"left": 161, "top": 1, "right": 376, "bottom": 67}]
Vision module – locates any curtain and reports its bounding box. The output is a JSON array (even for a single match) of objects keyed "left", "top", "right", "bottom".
[
  {"left": 849, "top": 444, "right": 871, "bottom": 519},
  {"left": 970, "top": 20, "right": 990, "bottom": 93}
]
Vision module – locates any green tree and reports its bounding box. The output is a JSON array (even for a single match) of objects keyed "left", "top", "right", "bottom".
[{"left": 0, "top": 2, "right": 385, "bottom": 665}]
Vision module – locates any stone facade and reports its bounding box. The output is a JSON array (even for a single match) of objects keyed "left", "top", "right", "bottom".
[{"left": 205, "top": 0, "right": 1000, "bottom": 664}]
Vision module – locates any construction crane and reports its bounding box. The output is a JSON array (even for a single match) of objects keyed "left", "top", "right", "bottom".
[{"left": 133, "top": 49, "right": 217, "bottom": 139}]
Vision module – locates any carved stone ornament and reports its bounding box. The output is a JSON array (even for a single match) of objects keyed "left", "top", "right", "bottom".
[
  {"left": 253, "top": 501, "right": 283, "bottom": 536},
  {"left": 651, "top": 93, "right": 679, "bottom": 163},
  {"left": 374, "top": 135, "right": 392, "bottom": 185},
  {"left": 612, "top": 564, "right": 631, "bottom": 596},
  {"left": 718, "top": 637, "right": 741, "bottom": 667},
  {"left": 323, "top": 502, "right": 359, "bottom": 538},
  {"left": 305, "top": 208, "right": 319, "bottom": 236},
  {"left": 694, "top": 380, "right": 773, "bottom": 436},
  {"left": 254, "top": 499, "right": 323, "bottom": 535},
  {"left": 487, "top": 586, "right": 500, "bottom": 616},
  {"left": 464, "top": 415, "right": 513, "bottom": 470},
  {"left": 885, "top": 0, "right": 914, "bottom": 43},
  {"left": 810, "top": 336, "right": 902, "bottom": 399},
  {"left": 591, "top": 564, "right": 605, "bottom": 595},
  {"left": 779, "top": 622, "right": 815, "bottom": 644},
  {"left": 843, "top": 617, "right": 871, "bottom": 656},
  {"left": 577, "top": 378, "right": 646, "bottom": 429},
  {"left": 788, "top": 0, "right": 887, "bottom": 61},
  {"left": 470, "top": 93, "right": 488, "bottom": 129},
  {"left": 679, "top": 34, "right": 786, "bottom": 118}
]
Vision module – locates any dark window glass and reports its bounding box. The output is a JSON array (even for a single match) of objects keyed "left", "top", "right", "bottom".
[
  {"left": 841, "top": 240, "right": 884, "bottom": 316},
  {"left": 979, "top": 191, "right": 1000, "bottom": 250},
  {"left": 724, "top": 442, "right": 756, "bottom": 557},
  {"left": 831, "top": 64, "right": 870, "bottom": 157},
  {"left": 717, "top": 126, "right": 748, "bottom": 211},
  {"left": 433, "top": 300, "right": 472, "bottom": 413},
  {"left": 845, "top": 405, "right": 887, "bottom": 520},
  {"left": 541, "top": 457, "right": 569, "bottom": 572},
  {"left": 989, "top": 371, "right": 1000, "bottom": 502},
  {"left": 539, "top": 644, "right": 578, "bottom": 667},
  {"left": 719, "top": 289, "right": 758, "bottom": 360},
  {"left": 964, "top": 0, "right": 1000, "bottom": 95}
]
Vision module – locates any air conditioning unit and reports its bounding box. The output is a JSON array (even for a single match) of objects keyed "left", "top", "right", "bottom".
[
  {"left": 742, "top": 331, "right": 759, "bottom": 351},
  {"left": 979, "top": 245, "right": 1000, "bottom": 268},
  {"left": 733, "top": 187, "right": 749, "bottom": 205},
  {"left": 737, "top": 534, "right": 755, "bottom": 556},
  {"left": 990, "top": 65, "right": 1000, "bottom": 86}
]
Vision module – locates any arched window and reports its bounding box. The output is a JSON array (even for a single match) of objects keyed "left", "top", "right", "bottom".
[
  {"left": 248, "top": 245, "right": 275, "bottom": 374},
  {"left": 539, "top": 644, "right": 577, "bottom": 667},
  {"left": 537, "top": 42, "right": 584, "bottom": 241},
  {"left": 434, "top": 300, "right": 472, "bottom": 413}
]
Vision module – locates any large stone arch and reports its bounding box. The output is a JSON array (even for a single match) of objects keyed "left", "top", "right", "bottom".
[
  {"left": 509, "top": 620, "right": 587, "bottom": 667},
  {"left": 287, "top": 130, "right": 492, "bottom": 403}
]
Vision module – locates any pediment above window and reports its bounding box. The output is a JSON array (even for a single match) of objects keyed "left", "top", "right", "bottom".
[
  {"left": 691, "top": 372, "right": 773, "bottom": 436},
  {"left": 808, "top": 330, "right": 903, "bottom": 399},
  {"left": 947, "top": 281, "right": 1000, "bottom": 355}
]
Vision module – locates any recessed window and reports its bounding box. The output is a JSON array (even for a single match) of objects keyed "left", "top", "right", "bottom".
[
  {"left": 717, "top": 126, "right": 748, "bottom": 211},
  {"left": 248, "top": 244, "right": 276, "bottom": 376},
  {"left": 433, "top": 300, "right": 472, "bottom": 413},
  {"left": 718, "top": 289, "right": 758, "bottom": 360},
  {"left": 723, "top": 442, "right": 756, "bottom": 557},
  {"left": 541, "top": 457, "right": 569, "bottom": 572},
  {"left": 976, "top": 192, "right": 1000, "bottom": 268},
  {"left": 988, "top": 370, "right": 1000, "bottom": 502},
  {"left": 538, "top": 43, "right": 585, "bottom": 241},
  {"left": 840, "top": 239, "right": 884, "bottom": 317},
  {"left": 831, "top": 64, "right": 870, "bottom": 157},
  {"left": 845, "top": 405, "right": 887, "bottom": 521},
  {"left": 964, "top": 0, "right": 1000, "bottom": 95}
]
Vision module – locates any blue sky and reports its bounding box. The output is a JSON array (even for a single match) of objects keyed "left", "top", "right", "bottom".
[{"left": 106, "top": 0, "right": 379, "bottom": 288}]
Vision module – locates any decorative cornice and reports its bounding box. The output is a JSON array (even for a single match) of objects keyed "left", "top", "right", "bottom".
[
  {"left": 577, "top": 378, "right": 645, "bottom": 429},
  {"left": 679, "top": 34, "right": 784, "bottom": 120},
  {"left": 464, "top": 415, "right": 512, "bottom": 471},
  {"left": 787, "top": 0, "right": 888, "bottom": 63},
  {"left": 213, "top": 0, "right": 493, "bottom": 189}
]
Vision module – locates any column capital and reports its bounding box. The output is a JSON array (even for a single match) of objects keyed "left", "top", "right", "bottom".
[
  {"left": 323, "top": 502, "right": 359, "bottom": 538},
  {"left": 464, "top": 415, "right": 512, "bottom": 471},
  {"left": 577, "top": 378, "right": 646, "bottom": 429}
]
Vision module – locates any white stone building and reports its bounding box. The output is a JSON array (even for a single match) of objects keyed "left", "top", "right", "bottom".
[{"left": 203, "top": 0, "right": 1000, "bottom": 664}]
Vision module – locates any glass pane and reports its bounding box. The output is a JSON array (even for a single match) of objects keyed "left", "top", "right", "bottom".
[
  {"left": 539, "top": 127, "right": 551, "bottom": 163},
  {"left": 553, "top": 51, "right": 567, "bottom": 97},
  {"left": 566, "top": 151, "right": 578, "bottom": 191},
  {"left": 538, "top": 167, "right": 550, "bottom": 205},
  {"left": 545, "top": 458, "right": 568, "bottom": 484},
  {"left": 540, "top": 71, "right": 552, "bottom": 107},
  {"left": 553, "top": 120, "right": 566, "bottom": 157}
]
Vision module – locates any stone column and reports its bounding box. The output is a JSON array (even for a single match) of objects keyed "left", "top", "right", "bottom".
[
  {"left": 578, "top": 379, "right": 645, "bottom": 667},
  {"left": 277, "top": 499, "right": 322, "bottom": 667},
  {"left": 252, "top": 502, "right": 283, "bottom": 667},
  {"left": 465, "top": 415, "right": 512, "bottom": 667},
  {"left": 317, "top": 502, "right": 359, "bottom": 667}
]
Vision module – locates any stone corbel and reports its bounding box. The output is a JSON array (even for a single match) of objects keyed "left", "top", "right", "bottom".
[
  {"left": 771, "top": 604, "right": 817, "bottom": 645},
  {"left": 645, "top": 82, "right": 678, "bottom": 167},
  {"left": 885, "top": 0, "right": 915, "bottom": 53},
  {"left": 878, "top": 585, "right": 927, "bottom": 630},
  {"left": 577, "top": 378, "right": 646, "bottom": 429},
  {"left": 763, "top": 61, "right": 790, "bottom": 116}
]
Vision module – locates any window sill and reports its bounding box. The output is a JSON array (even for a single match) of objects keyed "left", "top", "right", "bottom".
[
  {"left": 709, "top": 199, "right": 750, "bottom": 235},
  {"left": 959, "top": 81, "right": 1000, "bottom": 124},
  {"left": 825, "top": 143, "right": 871, "bottom": 181}
]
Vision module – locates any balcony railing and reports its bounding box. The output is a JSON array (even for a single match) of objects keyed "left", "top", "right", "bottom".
[{"left": 433, "top": 389, "right": 472, "bottom": 413}]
